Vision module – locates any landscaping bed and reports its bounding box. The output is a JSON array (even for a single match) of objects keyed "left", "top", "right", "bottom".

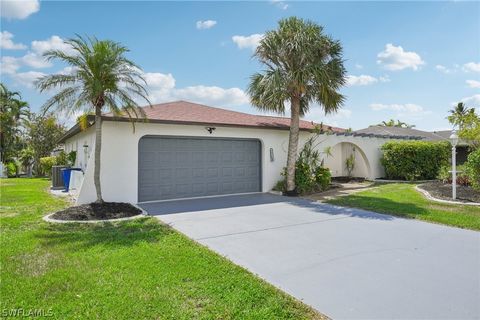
[
  {"left": 50, "top": 202, "right": 142, "bottom": 221},
  {"left": 418, "top": 181, "right": 480, "bottom": 204}
]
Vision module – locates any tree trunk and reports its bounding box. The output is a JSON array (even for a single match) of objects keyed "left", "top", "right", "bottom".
[
  {"left": 94, "top": 107, "right": 103, "bottom": 202},
  {"left": 285, "top": 96, "right": 301, "bottom": 194}
]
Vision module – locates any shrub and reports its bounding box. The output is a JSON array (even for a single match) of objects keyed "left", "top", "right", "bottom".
[
  {"left": 273, "top": 179, "right": 286, "bottom": 192},
  {"left": 315, "top": 167, "right": 331, "bottom": 191},
  {"left": 438, "top": 164, "right": 469, "bottom": 186},
  {"left": 381, "top": 141, "right": 450, "bottom": 180},
  {"left": 6, "top": 162, "right": 18, "bottom": 177},
  {"left": 39, "top": 156, "right": 57, "bottom": 177},
  {"left": 295, "top": 161, "right": 315, "bottom": 194},
  {"left": 466, "top": 148, "right": 480, "bottom": 191},
  {"left": 55, "top": 151, "right": 69, "bottom": 166},
  {"left": 275, "top": 136, "right": 332, "bottom": 194},
  {"left": 67, "top": 151, "right": 77, "bottom": 166}
]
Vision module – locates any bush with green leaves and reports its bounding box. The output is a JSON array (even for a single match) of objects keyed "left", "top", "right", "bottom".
[
  {"left": 275, "top": 136, "right": 332, "bottom": 194},
  {"left": 6, "top": 161, "right": 18, "bottom": 177},
  {"left": 381, "top": 141, "right": 450, "bottom": 180},
  {"left": 315, "top": 167, "right": 331, "bottom": 191},
  {"left": 438, "top": 164, "right": 469, "bottom": 186},
  {"left": 465, "top": 148, "right": 480, "bottom": 190},
  {"left": 39, "top": 156, "right": 57, "bottom": 177}
]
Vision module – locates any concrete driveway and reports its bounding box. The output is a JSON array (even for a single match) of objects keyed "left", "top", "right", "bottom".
[{"left": 140, "top": 193, "right": 480, "bottom": 319}]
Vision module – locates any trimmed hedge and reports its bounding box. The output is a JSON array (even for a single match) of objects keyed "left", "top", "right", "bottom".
[
  {"left": 466, "top": 148, "right": 480, "bottom": 190},
  {"left": 381, "top": 141, "right": 450, "bottom": 181}
]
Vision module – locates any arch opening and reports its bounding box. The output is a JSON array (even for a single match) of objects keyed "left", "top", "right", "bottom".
[{"left": 323, "top": 142, "right": 372, "bottom": 179}]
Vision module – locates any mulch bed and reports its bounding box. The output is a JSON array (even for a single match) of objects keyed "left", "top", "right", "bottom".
[
  {"left": 50, "top": 202, "right": 142, "bottom": 221},
  {"left": 332, "top": 176, "right": 366, "bottom": 183},
  {"left": 419, "top": 181, "right": 480, "bottom": 204}
]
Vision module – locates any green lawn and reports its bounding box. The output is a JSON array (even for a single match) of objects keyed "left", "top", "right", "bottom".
[
  {"left": 0, "top": 178, "right": 324, "bottom": 319},
  {"left": 326, "top": 183, "right": 480, "bottom": 231}
]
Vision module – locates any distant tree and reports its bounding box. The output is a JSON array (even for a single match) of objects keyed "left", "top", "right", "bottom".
[
  {"left": 458, "top": 110, "right": 480, "bottom": 149},
  {"left": 248, "top": 17, "right": 346, "bottom": 193},
  {"left": 27, "top": 114, "right": 65, "bottom": 175},
  {"left": 19, "top": 147, "right": 34, "bottom": 177},
  {"left": 0, "top": 83, "right": 30, "bottom": 163},
  {"left": 448, "top": 102, "right": 475, "bottom": 130},
  {"left": 378, "top": 119, "right": 415, "bottom": 128},
  {"left": 36, "top": 35, "right": 151, "bottom": 202}
]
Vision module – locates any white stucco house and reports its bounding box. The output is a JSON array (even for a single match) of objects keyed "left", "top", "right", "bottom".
[{"left": 60, "top": 101, "right": 414, "bottom": 205}]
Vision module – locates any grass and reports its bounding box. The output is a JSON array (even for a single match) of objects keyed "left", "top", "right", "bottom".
[
  {"left": 326, "top": 183, "right": 480, "bottom": 231},
  {"left": 0, "top": 178, "right": 324, "bottom": 319}
]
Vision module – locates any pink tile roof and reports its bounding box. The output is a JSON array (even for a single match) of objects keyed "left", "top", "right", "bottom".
[{"left": 106, "top": 101, "right": 345, "bottom": 132}]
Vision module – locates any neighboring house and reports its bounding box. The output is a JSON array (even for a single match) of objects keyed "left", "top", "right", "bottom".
[
  {"left": 60, "top": 101, "right": 413, "bottom": 205},
  {"left": 355, "top": 126, "right": 469, "bottom": 164}
]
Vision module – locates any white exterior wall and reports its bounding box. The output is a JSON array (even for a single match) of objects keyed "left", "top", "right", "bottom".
[
  {"left": 68, "top": 121, "right": 399, "bottom": 205},
  {"left": 63, "top": 126, "right": 95, "bottom": 195}
]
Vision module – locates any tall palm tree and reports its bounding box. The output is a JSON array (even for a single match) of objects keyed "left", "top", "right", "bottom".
[
  {"left": 0, "top": 83, "right": 30, "bottom": 163},
  {"left": 36, "top": 36, "right": 150, "bottom": 202},
  {"left": 248, "top": 17, "right": 346, "bottom": 193}
]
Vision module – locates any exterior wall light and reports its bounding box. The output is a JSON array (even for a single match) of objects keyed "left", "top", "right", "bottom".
[
  {"left": 205, "top": 127, "right": 216, "bottom": 134},
  {"left": 270, "top": 148, "right": 275, "bottom": 162}
]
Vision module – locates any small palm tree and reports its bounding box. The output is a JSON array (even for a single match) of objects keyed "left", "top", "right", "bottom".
[
  {"left": 448, "top": 102, "right": 474, "bottom": 130},
  {"left": 248, "top": 17, "right": 346, "bottom": 193},
  {"left": 36, "top": 36, "right": 150, "bottom": 202},
  {"left": 379, "top": 119, "right": 415, "bottom": 128}
]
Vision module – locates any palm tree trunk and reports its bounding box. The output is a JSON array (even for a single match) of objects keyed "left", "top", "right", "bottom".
[
  {"left": 94, "top": 107, "right": 103, "bottom": 202},
  {"left": 285, "top": 96, "right": 301, "bottom": 194}
]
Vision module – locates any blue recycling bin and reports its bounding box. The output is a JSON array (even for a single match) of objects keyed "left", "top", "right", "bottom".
[{"left": 61, "top": 168, "right": 83, "bottom": 192}]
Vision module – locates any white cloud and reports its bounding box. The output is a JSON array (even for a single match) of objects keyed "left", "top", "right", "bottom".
[
  {"left": 369, "top": 103, "right": 431, "bottom": 120},
  {"left": 0, "top": 35, "right": 73, "bottom": 75},
  {"left": 463, "top": 62, "right": 480, "bottom": 73},
  {"left": 31, "top": 35, "right": 75, "bottom": 55},
  {"left": 346, "top": 75, "right": 378, "bottom": 86},
  {"left": 0, "top": 31, "right": 26, "bottom": 50},
  {"left": 143, "top": 71, "right": 249, "bottom": 107},
  {"left": 0, "top": 56, "right": 21, "bottom": 74},
  {"left": 0, "top": 0, "right": 39, "bottom": 19},
  {"left": 232, "top": 34, "right": 264, "bottom": 50},
  {"left": 466, "top": 80, "right": 480, "bottom": 89},
  {"left": 196, "top": 20, "right": 217, "bottom": 30},
  {"left": 346, "top": 74, "right": 390, "bottom": 86},
  {"left": 435, "top": 65, "right": 452, "bottom": 74},
  {"left": 21, "top": 52, "right": 52, "bottom": 68},
  {"left": 270, "top": 0, "right": 288, "bottom": 10},
  {"left": 459, "top": 94, "right": 480, "bottom": 107},
  {"left": 305, "top": 107, "right": 352, "bottom": 128},
  {"left": 10, "top": 71, "right": 45, "bottom": 88},
  {"left": 377, "top": 44, "right": 425, "bottom": 71},
  {"left": 355, "top": 64, "right": 363, "bottom": 69},
  {"left": 379, "top": 75, "right": 391, "bottom": 83}
]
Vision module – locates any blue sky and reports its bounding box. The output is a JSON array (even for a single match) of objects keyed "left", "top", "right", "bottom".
[{"left": 1, "top": 0, "right": 479, "bottom": 131}]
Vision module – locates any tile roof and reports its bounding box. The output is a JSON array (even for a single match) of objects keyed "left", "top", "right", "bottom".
[
  {"left": 354, "top": 126, "right": 464, "bottom": 143},
  {"left": 106, "top": 100, "right": 345, "bottom": 132}
]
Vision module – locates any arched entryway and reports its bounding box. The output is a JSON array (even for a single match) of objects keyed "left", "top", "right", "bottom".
[{"left": 323, "top": 142, "right": 372, "bottom": 179}]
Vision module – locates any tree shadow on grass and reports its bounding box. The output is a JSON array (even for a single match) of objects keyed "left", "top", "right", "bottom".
[{"left": 36, "top": 217, "right": 174, "bottom": 251}]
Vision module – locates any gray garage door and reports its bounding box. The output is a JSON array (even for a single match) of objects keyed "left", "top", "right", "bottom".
[{"left": 138, "top": 136, "right": 261, "bottom": 202}]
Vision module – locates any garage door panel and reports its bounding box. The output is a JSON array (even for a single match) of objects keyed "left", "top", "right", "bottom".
[{"left": 139, "top": 137, "right": 261, "bottom": 202}]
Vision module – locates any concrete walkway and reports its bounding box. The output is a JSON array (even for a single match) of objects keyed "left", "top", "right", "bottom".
[{"left": 140, "top": 193, "right": 480, "bottom": 319}]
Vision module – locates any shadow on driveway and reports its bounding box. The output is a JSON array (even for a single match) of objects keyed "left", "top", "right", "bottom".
[{"left": 139, "top": 193, "right": 397, "bottom": 221}]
